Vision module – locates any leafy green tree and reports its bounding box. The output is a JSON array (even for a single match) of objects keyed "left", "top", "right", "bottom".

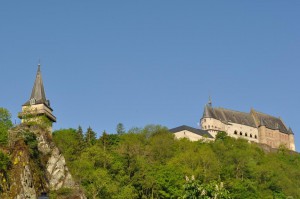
[
  {"left": 116, "top": 123, "right": 125, "bottom": 134},
  {"left": 0, "top": 108, "right": 13, "bottom": 146},
  {"left": 215, "top": 131, "right": 228, "bottom": 141},
  {"left": 182, "top": 176, "right": 230, "bottom": 199},
  {"left": 52, "top": 128, "right": 80, "bottom": 161}
]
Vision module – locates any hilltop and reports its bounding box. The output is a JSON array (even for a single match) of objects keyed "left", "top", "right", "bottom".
[
  {"left": 52, "top": 125, "right": 300, "bottom": 199},
  {"left": 1, "top": 107, "right": 300, "bottom": 198}
]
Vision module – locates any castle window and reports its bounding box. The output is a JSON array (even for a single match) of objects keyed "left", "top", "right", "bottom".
[
  {"left": 203, "top": 119, "right": 206, "bottom": 122},
  {"left": 240, "top": 132, "right": 242, "bottom": 136},
  {"left": 245, "top": 133, "right": 248, "bottom": 137},
  {"left": 208, "top": 125, "right": 210, "bottom": 129},
  {"left": 255, "top": 135, "right": 257, "bottom": 139},
  {"left": 234, "top": 131, "right": 237, "bottom": 135},
  {"left": 250, "top": 134, "right": 252, "bottom": 138}
]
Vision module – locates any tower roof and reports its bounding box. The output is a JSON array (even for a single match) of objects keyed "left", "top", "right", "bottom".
[
  {"left": 23, "top": 64, "right": 51, "bottom": 109},
  {"left": 203, "top": 105, "right": 214, "bottom": 118}
]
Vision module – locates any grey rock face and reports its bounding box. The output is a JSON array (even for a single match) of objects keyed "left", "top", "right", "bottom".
[
  {"left": 19, "top": 165, "right": 37, "bottom": 199},
  {"left": 7, "top": 125, "right": 86, "bottom": 199},
  {"left": 46, "top": 147, "right": 75, "bottom": 190}
]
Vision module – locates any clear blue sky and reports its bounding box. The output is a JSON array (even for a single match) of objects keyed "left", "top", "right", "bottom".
[{"left": 1, "top": 1, "right": 300, "bottom": 150}]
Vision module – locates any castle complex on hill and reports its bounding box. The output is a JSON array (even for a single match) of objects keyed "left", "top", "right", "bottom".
[
  {"left": 170, "top": 99, "right": 296, "bottom": 151},
  {"left": 18, "top": 64, "right": 296, "bottom": 152}
]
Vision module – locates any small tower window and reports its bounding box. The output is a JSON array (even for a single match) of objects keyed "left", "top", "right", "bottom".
[
  {"left": 30, "top": 98, "right": 36, "bottom": 105},
  {"left": 255, "top": 135, "right": 257, "bottom": 139},
  {"left": 240, "top": 132, "right": 242, "bottom": 136},
  {"left": 250, "top": 134, "right": 252, "bottom": 138},
  {"left": 245, "top": 133, "right": 248, "bottom": 137},
  {"left": 234, "top": 131, "right": 237, "bottom": 135}
]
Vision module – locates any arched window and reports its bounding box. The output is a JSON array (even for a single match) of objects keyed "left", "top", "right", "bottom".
[
  {"left": 208, "top": 125, "right": 210, "bottom": 129},
  {"left": 250, "top": 134, "right": 252, "bottom": 138},
  {"left": 255, "top": 135, "right": 257, "bottom": 139},
  {"left": 245, "top": 133, "right": 248, "bottom": 137},
  {"left": 240, "top": 132, "right": 242, "bottom": 136},
  {"left": 234, "top": 131, "right": 237, "bottom": 135}
]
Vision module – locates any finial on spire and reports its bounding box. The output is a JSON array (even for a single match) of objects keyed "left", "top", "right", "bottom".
[
  {"left": 208, "top": 96, "right": 212, "bottom": 107},
  {"left": 38, "top": 59, "right": 41, "bottom": 72}
]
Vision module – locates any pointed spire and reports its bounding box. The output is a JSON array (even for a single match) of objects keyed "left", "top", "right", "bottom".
[
  {"left": 23, "top": 64, "right": 50, "bottom": 108},
  {"left": 208, "top": 96, "right": 212, "bottom": 107},
  {"left": 203, "top": 104, "right": 213, "bottom": 118}
]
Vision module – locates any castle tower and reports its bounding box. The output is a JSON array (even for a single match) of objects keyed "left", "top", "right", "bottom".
[{"left": 18, "top": 64, "right": 56, "bottom": 131}]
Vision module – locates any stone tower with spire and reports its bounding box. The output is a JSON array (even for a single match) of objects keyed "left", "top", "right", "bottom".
[{"left": 18, "top": 64, "right": 56, "bottom": 131}]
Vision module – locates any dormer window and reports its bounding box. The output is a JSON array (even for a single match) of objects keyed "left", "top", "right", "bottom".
[{"left": 30, "top": 98, "right": 36, "bottom": 105}]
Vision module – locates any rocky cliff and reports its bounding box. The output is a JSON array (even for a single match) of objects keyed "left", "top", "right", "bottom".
[{"left": 0, "top": 124, "right": 86, "bottom": 199}]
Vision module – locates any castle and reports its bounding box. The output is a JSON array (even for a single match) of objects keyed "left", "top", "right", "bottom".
[
  {"left": 171, "top": 99, "right": 296, "bottom": 151},
  {"left": 18, "top": 64, "right": 56, "bottom": 132}
]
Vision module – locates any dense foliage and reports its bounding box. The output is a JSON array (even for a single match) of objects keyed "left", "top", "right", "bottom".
[
  {"left": 0, "top": 108, "right": 13, "bottom": 146},
  {"left": 53, "top": 125, "right": 300, "bottom": 199}
]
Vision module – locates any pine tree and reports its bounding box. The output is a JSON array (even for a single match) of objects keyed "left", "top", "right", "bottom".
[
  {"left": 99, "top": 131, "right": 108, "bottom": 151},
  {"left": 85, "top": 126, "right": 97, "bottom": 145},
  {"left": 116, "top": 123, "right": 125, "bottom": 134},
  {"left": 76, "top": 125, "right": 85, "bottom": 150}
]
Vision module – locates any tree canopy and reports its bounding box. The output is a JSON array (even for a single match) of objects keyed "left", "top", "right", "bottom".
[{"left": 52, "top": 126, "right": 300, "bottom": 199}]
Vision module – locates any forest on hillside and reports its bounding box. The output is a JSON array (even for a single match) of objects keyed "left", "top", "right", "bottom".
[
  {"left": 0, "top": 107, "right": 300, "bottom": 198},
  {"left": 53, "top": 125, "right": 300, "bottom": 199}
]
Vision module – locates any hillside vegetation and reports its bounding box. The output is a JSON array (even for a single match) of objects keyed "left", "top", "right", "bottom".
[
  {"left": 1, "top": 107, "right": 300, "bottom": 198},
  {"left": 53, "top": 125, "right": 300, "bottom": 199}
]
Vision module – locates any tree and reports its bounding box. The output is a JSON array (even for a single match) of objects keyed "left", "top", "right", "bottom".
[
  {"left": 76, "top": 126, "right": 84, "bottom": 141},
  {"left": 181, "top": 176, "right": 230, "bottom": 199},
  {"left": 0, "top": 108, "right": 13, "bottom": 146},
  {"left": 52, "top": 128, "right": 80, "bottom": 161},
  {"left": 215, "top": 131, "right": 228, "bottom": 141},
  {"left": 116, "top": 123, "right": 125, "bottom": 134},
  {"left": 76, "top": 126, "right": 85, "bottom": 151},
  {"left": 85, "top": 126, "right": 97, "bottom": 145}
]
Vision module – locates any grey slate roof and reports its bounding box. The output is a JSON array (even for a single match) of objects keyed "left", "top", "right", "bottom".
[
  {"left": 23, "top": 65, "right": 52, "bottom": 109},
  {"left": 203, "top": 105, "right": 256, "bottom": 127},
  {"left": 252, "top": 110, "right": 289, "bottom": 134},
  {"left": 169, "top": 125, "right": 214, "bottom": 138},
  {"left": 201, "top": 105, "right": 291, "bottom": 134}
]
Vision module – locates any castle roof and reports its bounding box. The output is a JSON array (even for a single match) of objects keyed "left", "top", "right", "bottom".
[
  {"left": 23, "top": 64, "right": 52, "bottom": 110},
  {"left": 202, "top": 106, "right": 290, "bottom": 134},
  {"left": 169, "top": 125, "right": 214, "bottom": 138},
  {"left": 251, "top": 109, "right": 289, "bottom": 134}
]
